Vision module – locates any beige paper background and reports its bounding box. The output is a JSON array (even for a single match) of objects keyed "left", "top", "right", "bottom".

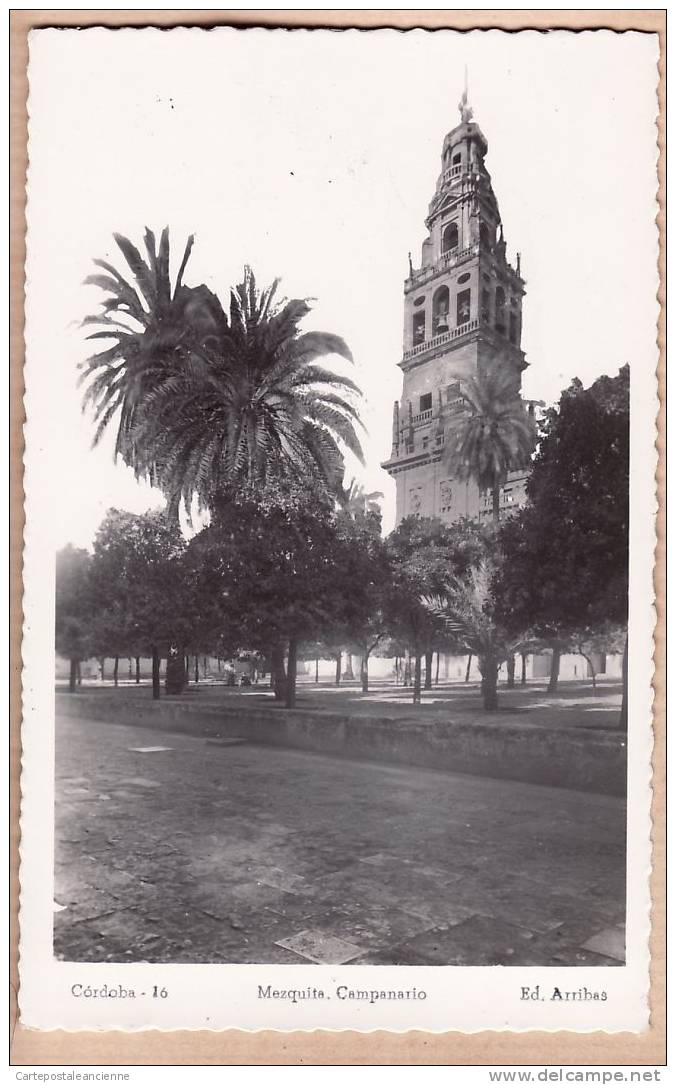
[{"left": 10, "top": 8, "right": 665, "bottom": 1066}]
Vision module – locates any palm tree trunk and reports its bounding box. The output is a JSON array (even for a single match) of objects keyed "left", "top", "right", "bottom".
[
  {"left": 619, "top": 632, "right": 628, "bottom": 730},
  {"left": 506, "top": 654, "right": 515, "bottom": 688},
  {"left": 424, "top": 649, "right": 433, "bottom": 691},
  {"left": 113, "top": 655, "right": 119, "bottom": 687},
  {"left": 480, "top": 654, "right": 499, "bottom": 711},
  {"left": 548, "top": 644, "right": 562, "bottom": 692},
  {"left": 413, "top": 654, "right": 422, "bottom": 704},
  {"left": 135, "top": 656, "right": 140, "bottom": 684},
  {"left": 285, "top": 637, "right": 298, "bottom": 709},
  {"left": 521, "top": 652, "right": 527, "bottom": 684},
  {"left": 464, "top": 653, "right": 472, "bottom": 682},
  {"left": 68, "top": 658, "right": 77, "bottom": 694},
  {"left": 492, "top": 481, "right": 501, "bottom": 524},
  {"left": 151, "top": 646, "right": 160, "bottom": 700},
  {"left": 334, "top": 651, "right": 342, "bottom": 686}
]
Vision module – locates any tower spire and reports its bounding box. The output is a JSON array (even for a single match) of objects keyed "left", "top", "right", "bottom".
[{"left": 458, "top": 66, "right": 473, "bottom": 124}]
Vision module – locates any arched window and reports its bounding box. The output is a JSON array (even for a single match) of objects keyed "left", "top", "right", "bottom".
[
  {"left": 442, "top": 222, "right": 459, "bottom": 254},
  {"left": 456, "top": 289, "right": 471, "bottom": 326},
  {"left": 480, "top": 222, "right": 492, "bottom": 249},
  {"left": 412, "top": 310, "right": 426, "bottom": 344},
  {"left": 509, "top": 311, "right": 518, "bottom": 344},
  {"left": 432, "top": 286, "right": 450, "bottom": 333},
  {"left": 495, "top": 286, "right": 506, "bottom": 334},
  {"left": 481, "top": 289, "right": 491, "bottom": 323}
]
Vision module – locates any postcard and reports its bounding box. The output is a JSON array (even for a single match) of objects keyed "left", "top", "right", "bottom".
[{"left": 19, "top": 24, "right": 659, "bottom": 1036}]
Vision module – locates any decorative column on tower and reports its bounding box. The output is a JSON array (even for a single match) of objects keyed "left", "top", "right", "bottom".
[{"left": 382, "top": 82, "right": 529, "bottom": 526}]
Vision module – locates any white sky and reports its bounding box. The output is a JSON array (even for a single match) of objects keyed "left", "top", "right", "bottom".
[{"left": 25, "top": 27, "right": 659, "bottom": 547}]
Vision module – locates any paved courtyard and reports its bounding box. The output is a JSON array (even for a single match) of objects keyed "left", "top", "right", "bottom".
[{"left": 54, "top": 713, "right": 626, "bottom": 966}]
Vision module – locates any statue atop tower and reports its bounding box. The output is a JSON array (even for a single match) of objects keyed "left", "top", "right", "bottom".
[{"left": 458, "top": 67, "right": 473, "bottom": 124}]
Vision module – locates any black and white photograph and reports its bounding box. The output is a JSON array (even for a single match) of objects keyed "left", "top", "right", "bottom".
[{"left": 19, "top": 24, "right": 658, "bottom": 1033}]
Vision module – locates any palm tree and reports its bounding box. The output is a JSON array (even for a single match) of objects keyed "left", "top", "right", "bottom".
[
  {"left": 80, "top": 227, "right": 224, "bottom": 489},
  {"left": 443, "top": 367, "right": 536, "bottom": 523},
  {"left": 423, "top": 559, "right": 512, "bottom": 711},
  {"left": 336, "top": 479, "right": 383, "bottom": 518},
  {"left": 82, "top": 237, "right": 364, "bottom": 516},
  {"left": 138, "top": 267, "right": 364, "bottom": 515}
]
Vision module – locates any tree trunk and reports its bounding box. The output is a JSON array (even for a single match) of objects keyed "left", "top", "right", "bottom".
[
  {"left": 334, "top": 652, "right": 342, "bottom": 686},
  {"left": 435, "top": 651, "right": 440, "bottom": 686},
  {"left": 343, "top": 655, "right": 354, "bottom": 680},
  {"left": 217, "top": 657, "right": 222, "bottom": 672},
  {"left": 480, "top": 655, "right": 499, "bottom": 711},
  {"left": 100, "top": 657, "right": 105, "bottom": 682},
  {"left": 579, "top": 653, "right": 597, "bottom": 690},
  {"left": 464, "top": 653, "right": 472, "bottom": 682},
  {"left": 113, "top": 655, "right": 119, "bottom": 688},
  {"left": 135, "top": 656, "right": 140, "bottom": 684},
  {"left": 619, "top": 633, "right": 628, "bottom": 730},
  {"left": 68, "top": 658, "right": 77, "bottom": 694},
  {"left": 185, "top": 655, "right": 190, "bottom": 680},
  {"left": 151, "top": 646, "right": 161, "bottom": 700},
  {"left": 361, "top": 653, "right": 369, "bottom": 693},
  {"left": 203, "top": 655, "right": 208, "bottom": 678},
  {"left": 506, "top": 654, "right": 516, "bottom": 688},
  {"left": 285, "top": 637, "right": 298, "bottom": 708},
  {"left": 403, "top": 649, "right": 412, "bottom": 687},
  {"left": 521, "top": 652, "right": 527, "bottom": 684},
  {"left": 271, "top": 645, "right": 286, "bottom": 700},
  {"left": 413, "top": 654, "right": 422, "bottom": 705},
  {"left": 424, "top": 649, "right": 433, "bottom": 691},
  {"left": 315, "top": 656, "right": 319, "bottom": 684},
  {"left": 76, "top": 660, "right": 82, "bottom": 686},
  {"left": 548, "top": 644, "right": 561, "bottom": 692},
  {"left": 492, "top": 480, "right": 501, "bottom": 524},
  {"left": 194, "top": 655, "right": 199, "bottom": 684}
]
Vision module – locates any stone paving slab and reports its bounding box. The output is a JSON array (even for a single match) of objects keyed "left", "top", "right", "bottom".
[
  {"left": 275, "top": 929, "right": 364, "bottom": 965},
  {"left": 54, "top": 713, "right": 627, "bottom": 966},
  {"left": 582, "top": 925, "right": 626, "bottom": 961}
]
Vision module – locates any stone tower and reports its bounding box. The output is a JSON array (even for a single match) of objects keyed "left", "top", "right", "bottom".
[{"left": 382, "top": 88, "right": 529, "bottom": 524}]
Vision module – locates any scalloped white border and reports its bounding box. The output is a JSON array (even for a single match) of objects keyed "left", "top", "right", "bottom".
[{"left": 18, "top": 25, "right": 659, "bottom": 1033}]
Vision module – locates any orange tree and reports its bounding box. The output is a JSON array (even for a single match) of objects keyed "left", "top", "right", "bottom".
[
  {"left": 496, "top": 367, "right": 629, "bottom": 722},
  {"left": 186, "top": 477, "right": 380, "bottom": 708}
]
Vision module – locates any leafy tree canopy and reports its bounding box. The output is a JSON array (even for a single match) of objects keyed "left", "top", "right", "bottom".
[
  {"left": 90, "top": 507, "right": 189, "bottom": 656},
  {"left": 55, "top": 545, "right": 93, "bottom": 661},
  {"left": 496, "top": 365, "right": 629, "bottom": 640}
]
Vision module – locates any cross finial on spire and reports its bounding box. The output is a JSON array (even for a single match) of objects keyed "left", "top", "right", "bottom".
[{"left": 458, "top": 66, "right": 473, "bottom": 124}]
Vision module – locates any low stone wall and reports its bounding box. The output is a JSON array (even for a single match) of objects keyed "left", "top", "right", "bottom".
[{"left": 56, "top": 692, "right": 627, "bottom": 797}]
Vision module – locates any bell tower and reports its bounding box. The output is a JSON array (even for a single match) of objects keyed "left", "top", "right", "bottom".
[{"left": 383, "top": 85, "right": 528, "bottom": 524}]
